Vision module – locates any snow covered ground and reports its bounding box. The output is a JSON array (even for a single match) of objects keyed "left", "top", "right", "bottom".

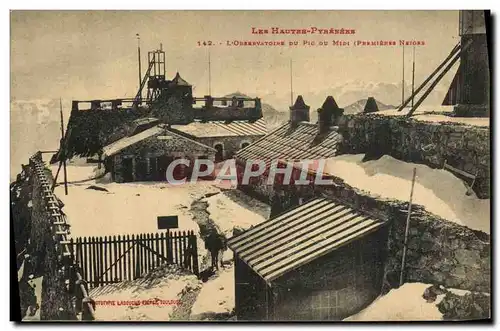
[
  {"left": 53, "top": 165, "right": 221, "bottom": 238},
  {"left": 322, "top": 155, "right": 490, "bottom": 234},
  {"left": 90, "top": 265, "right": 200, "bottom": 321},
  {"left": 49, "top": 163, "right": 270, "bottom": 321},
  {"left": 344, "top": 283, "right": 444, "bottom": 321},
  {"left": 378, "top": 106, "right": 489, "bottom": 127},
  {"left": 190, "top": 266, "right": 235, "bottom": 319},
  {"left": 204, "top": 191, "right": 270, "bottom": 238}
]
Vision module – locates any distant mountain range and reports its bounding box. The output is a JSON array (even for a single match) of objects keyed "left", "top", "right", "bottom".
[
  {"left": 257, "top": 78, "right": 453, "bottom": 112},
  {"left": 225, "top": 92, "right": 397, "bottom": 128}
]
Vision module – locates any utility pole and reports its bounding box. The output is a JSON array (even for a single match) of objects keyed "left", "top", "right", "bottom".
[
  {"left": 400, "top": 167, "right": 417, "bottom": 286},
  {"left": 136, "top": 33, "right": 142, "bottom": 102},
  {"left": 411, "top": 45, "right": 416, "bottom": 108},
  {"left": 402, "top": 44, "right": 405, "bottom": 106},
  {"left": 208, "top": 49, "right": 212, "bottom": 96},
  {"left": 59, "top": 98, "right": 68, "bottom": 196},
  {"left": 290, "top": 58, "right": 294, "bottom": 106}
]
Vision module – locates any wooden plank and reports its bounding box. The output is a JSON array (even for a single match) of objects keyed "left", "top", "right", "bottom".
[
  {"left": 171, "top": 232, "right": 179, "bottom": 264},
  {"left": 103, "top": 236, "right": 108, "bottom": 285},
  {"left": 181, "top": 231, "right": 187, "bottom": 268},
  {"left": 160, "top": 232, "right": 166, "bottom": 264},
  {"left": 82, "top": 237, "right": 88, "bottom": 282},
  {"left": 444, "top": 162, "right": 476, "bottom": 179},
  {"left": 191, "top": 232, "right": 199, "bottom": 276},
  {"left": 99, "top": 236, "right": 104, "bottom": 287},
  {"left": 127, "top": 235, "right": 132, "bottom": 281},
  {"left": 141, "top": 234, "right": 146, "bottom": 276},
  {"left": 117, "top": 235, "right": 122, "bottom": 281},
  {"left": 91, "top": 237, "right": 97, "bottom": 288},
  {"left": 178, "top": 231, "right": 184, "bottom": 267},
  {"left": 112, "top": 235, "right": 117, "bottom": 283},
  {"left": 155, "top": 233, "right": 160, "bottom": 267},
  {"left": 132, "top": 234, "right": 138, "bottom": 279}
]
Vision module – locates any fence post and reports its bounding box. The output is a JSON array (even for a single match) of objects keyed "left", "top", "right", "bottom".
[
  {"left": 191, "top": 232, "right": 199, "bottom": 276},
  {"left": 166, "top": 229, "right": 172, "bottom": 263}
]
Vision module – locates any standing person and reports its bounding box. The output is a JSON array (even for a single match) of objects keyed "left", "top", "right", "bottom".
[{"left": 205, "top": 232, "right": 226, "bottom": 270}]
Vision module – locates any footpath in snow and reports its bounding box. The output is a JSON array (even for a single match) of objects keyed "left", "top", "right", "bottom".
[{"left": 322, "top": 155, "right": 490, "bottom": 234}]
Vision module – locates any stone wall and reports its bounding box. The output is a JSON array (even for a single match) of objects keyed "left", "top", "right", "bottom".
[
  {"left": 197, "top": 135, "right": 263, "bottom": 160},
  {"left": 271, "top": 174, "right": 490, "bottom": 293},
  {"left": 11, "top": 162, "right": 77, "bottom": 320},
  {"left": 337, "top": 114, "right": 490, "bottom": 198}
]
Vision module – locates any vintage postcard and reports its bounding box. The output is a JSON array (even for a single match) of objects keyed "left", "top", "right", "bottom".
[{"left": 10, "top": 10, "right": 491, "bottom": 322}]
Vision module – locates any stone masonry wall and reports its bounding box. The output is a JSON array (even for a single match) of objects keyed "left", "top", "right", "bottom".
[
  {"left": 337, "top": 114, "right": 490, "bottom": 198},
  {"left": 272, "top": 175, "right": 490, "bottom": 293},
  {"left": 196, "top": 135, "right": 263, "bottom": 160}
]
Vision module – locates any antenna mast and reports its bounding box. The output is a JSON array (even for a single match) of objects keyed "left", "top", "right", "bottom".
[
  {"left": 208, "top": 49, "right": 212, "bottom": 96},
  {"left": 402, "top": 44, "right": 405, "bottom": 106},
  {"left": 290, "top": 58, "right": 294, "bottom": 106},
  {"left": 136, "top": 33, "right": 142, "bottom": 103},
  {"left": 411, "top": 45, "right": 416, "bottom": 108},
  {"left": 59, "top": 98, "right": 68, "bottom": 195}
]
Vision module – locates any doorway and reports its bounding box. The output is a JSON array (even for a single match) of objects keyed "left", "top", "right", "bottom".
[
  {"left": 122, "top": 158, "right": 134, "bottom": 182},
  {"left": 214, "top": 143, "right": 224, "bottom": 162}
]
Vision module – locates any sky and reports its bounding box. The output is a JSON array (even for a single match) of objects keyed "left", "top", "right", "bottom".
[{"left": 11, "top": 10, "right": 460, "bottom": 108}]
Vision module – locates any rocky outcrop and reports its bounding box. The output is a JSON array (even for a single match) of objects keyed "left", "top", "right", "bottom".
[{"left": 437, "top": 290, "right": 490, "bottom": 320}]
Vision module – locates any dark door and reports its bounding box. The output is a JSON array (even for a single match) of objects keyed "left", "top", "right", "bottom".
[
  {"left": 149, "top": 157, "right": 158, "bottom": 180},
  {"left": 122, "top": 158, "right": 134, "bottom": 182},
  {"left": 135, "top": 157, "right": 148, "bottom": 181},
  {"left": 157, "top": 155, "right": 174, "bottom": 181},
  {"left": 214, "top": 144, "right": 224, "bottom": 162}
]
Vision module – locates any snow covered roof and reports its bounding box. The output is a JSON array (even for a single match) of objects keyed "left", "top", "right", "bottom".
[
  {"left": 227, "top": 197, "right": 386, "bottom": 283},
  {"left": 171, "top": 118, "right": 267, "bottom": 138},
  {"left": 102, "top": 126, "right": 165, "bottom": 158},
  {"left": 236, "top": 121, "right": 341, "bottom": 166},
  {"left": 102, "top": 125, "right": 216, "bottom": 158}
]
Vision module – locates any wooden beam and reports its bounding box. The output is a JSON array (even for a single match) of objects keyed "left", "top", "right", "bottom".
[{"left": 398, "top": 43, "right": 461, "bottom": 112}]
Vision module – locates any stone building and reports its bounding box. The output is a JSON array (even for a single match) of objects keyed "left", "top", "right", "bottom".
[
  {"left": 102, "top": 125, "right": 216, "bottom": 183},
  {"left": 227, "top": 197, "right": 388, "bottom": 321},
  {"left": 235, "top": 95, "right": 343, "bottom": 201},
  {"left": 170, "top": 118, "right": 267, "bottom": 162}
]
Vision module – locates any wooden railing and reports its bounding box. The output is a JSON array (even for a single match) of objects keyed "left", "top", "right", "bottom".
[{"left": 29, "top": 152, "right": 96, "bottom": 321}]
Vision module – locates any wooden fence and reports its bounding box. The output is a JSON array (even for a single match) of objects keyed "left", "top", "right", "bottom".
[{"left": 72, "top": 230, "right": 199, "bottom": 288}]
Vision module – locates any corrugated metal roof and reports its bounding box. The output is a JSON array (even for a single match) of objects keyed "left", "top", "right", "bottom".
[
  {"left": 227, "top": 198, "right": 386, "bottom": 283},
  {"left": 236, "top": 122, "right": 341, "bottom": 166},
  {"left": 171, "top": 118, "right": 267, "bottom": 138}
]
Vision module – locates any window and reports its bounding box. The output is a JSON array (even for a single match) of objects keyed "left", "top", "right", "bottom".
[
  {"left": 310, "top": 291, "right": 338, "bottom": 320},
  {"left": 241, "top": 142, "right": 250, "bottom": 149}
]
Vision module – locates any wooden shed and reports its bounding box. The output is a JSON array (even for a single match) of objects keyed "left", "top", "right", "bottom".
[{"left": 227, "top": 197, "right": 388, "bottom": 321}]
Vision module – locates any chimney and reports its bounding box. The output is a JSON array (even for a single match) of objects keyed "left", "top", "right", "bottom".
[
  {"left": 318, "top": 96, "right": 343, "bottom": 133},
  {"left": 364, "top": 97, "right": 379, "bottom": 113},
  {"left": 289, "top": 95, "right": 310, "bottom": 126}
]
